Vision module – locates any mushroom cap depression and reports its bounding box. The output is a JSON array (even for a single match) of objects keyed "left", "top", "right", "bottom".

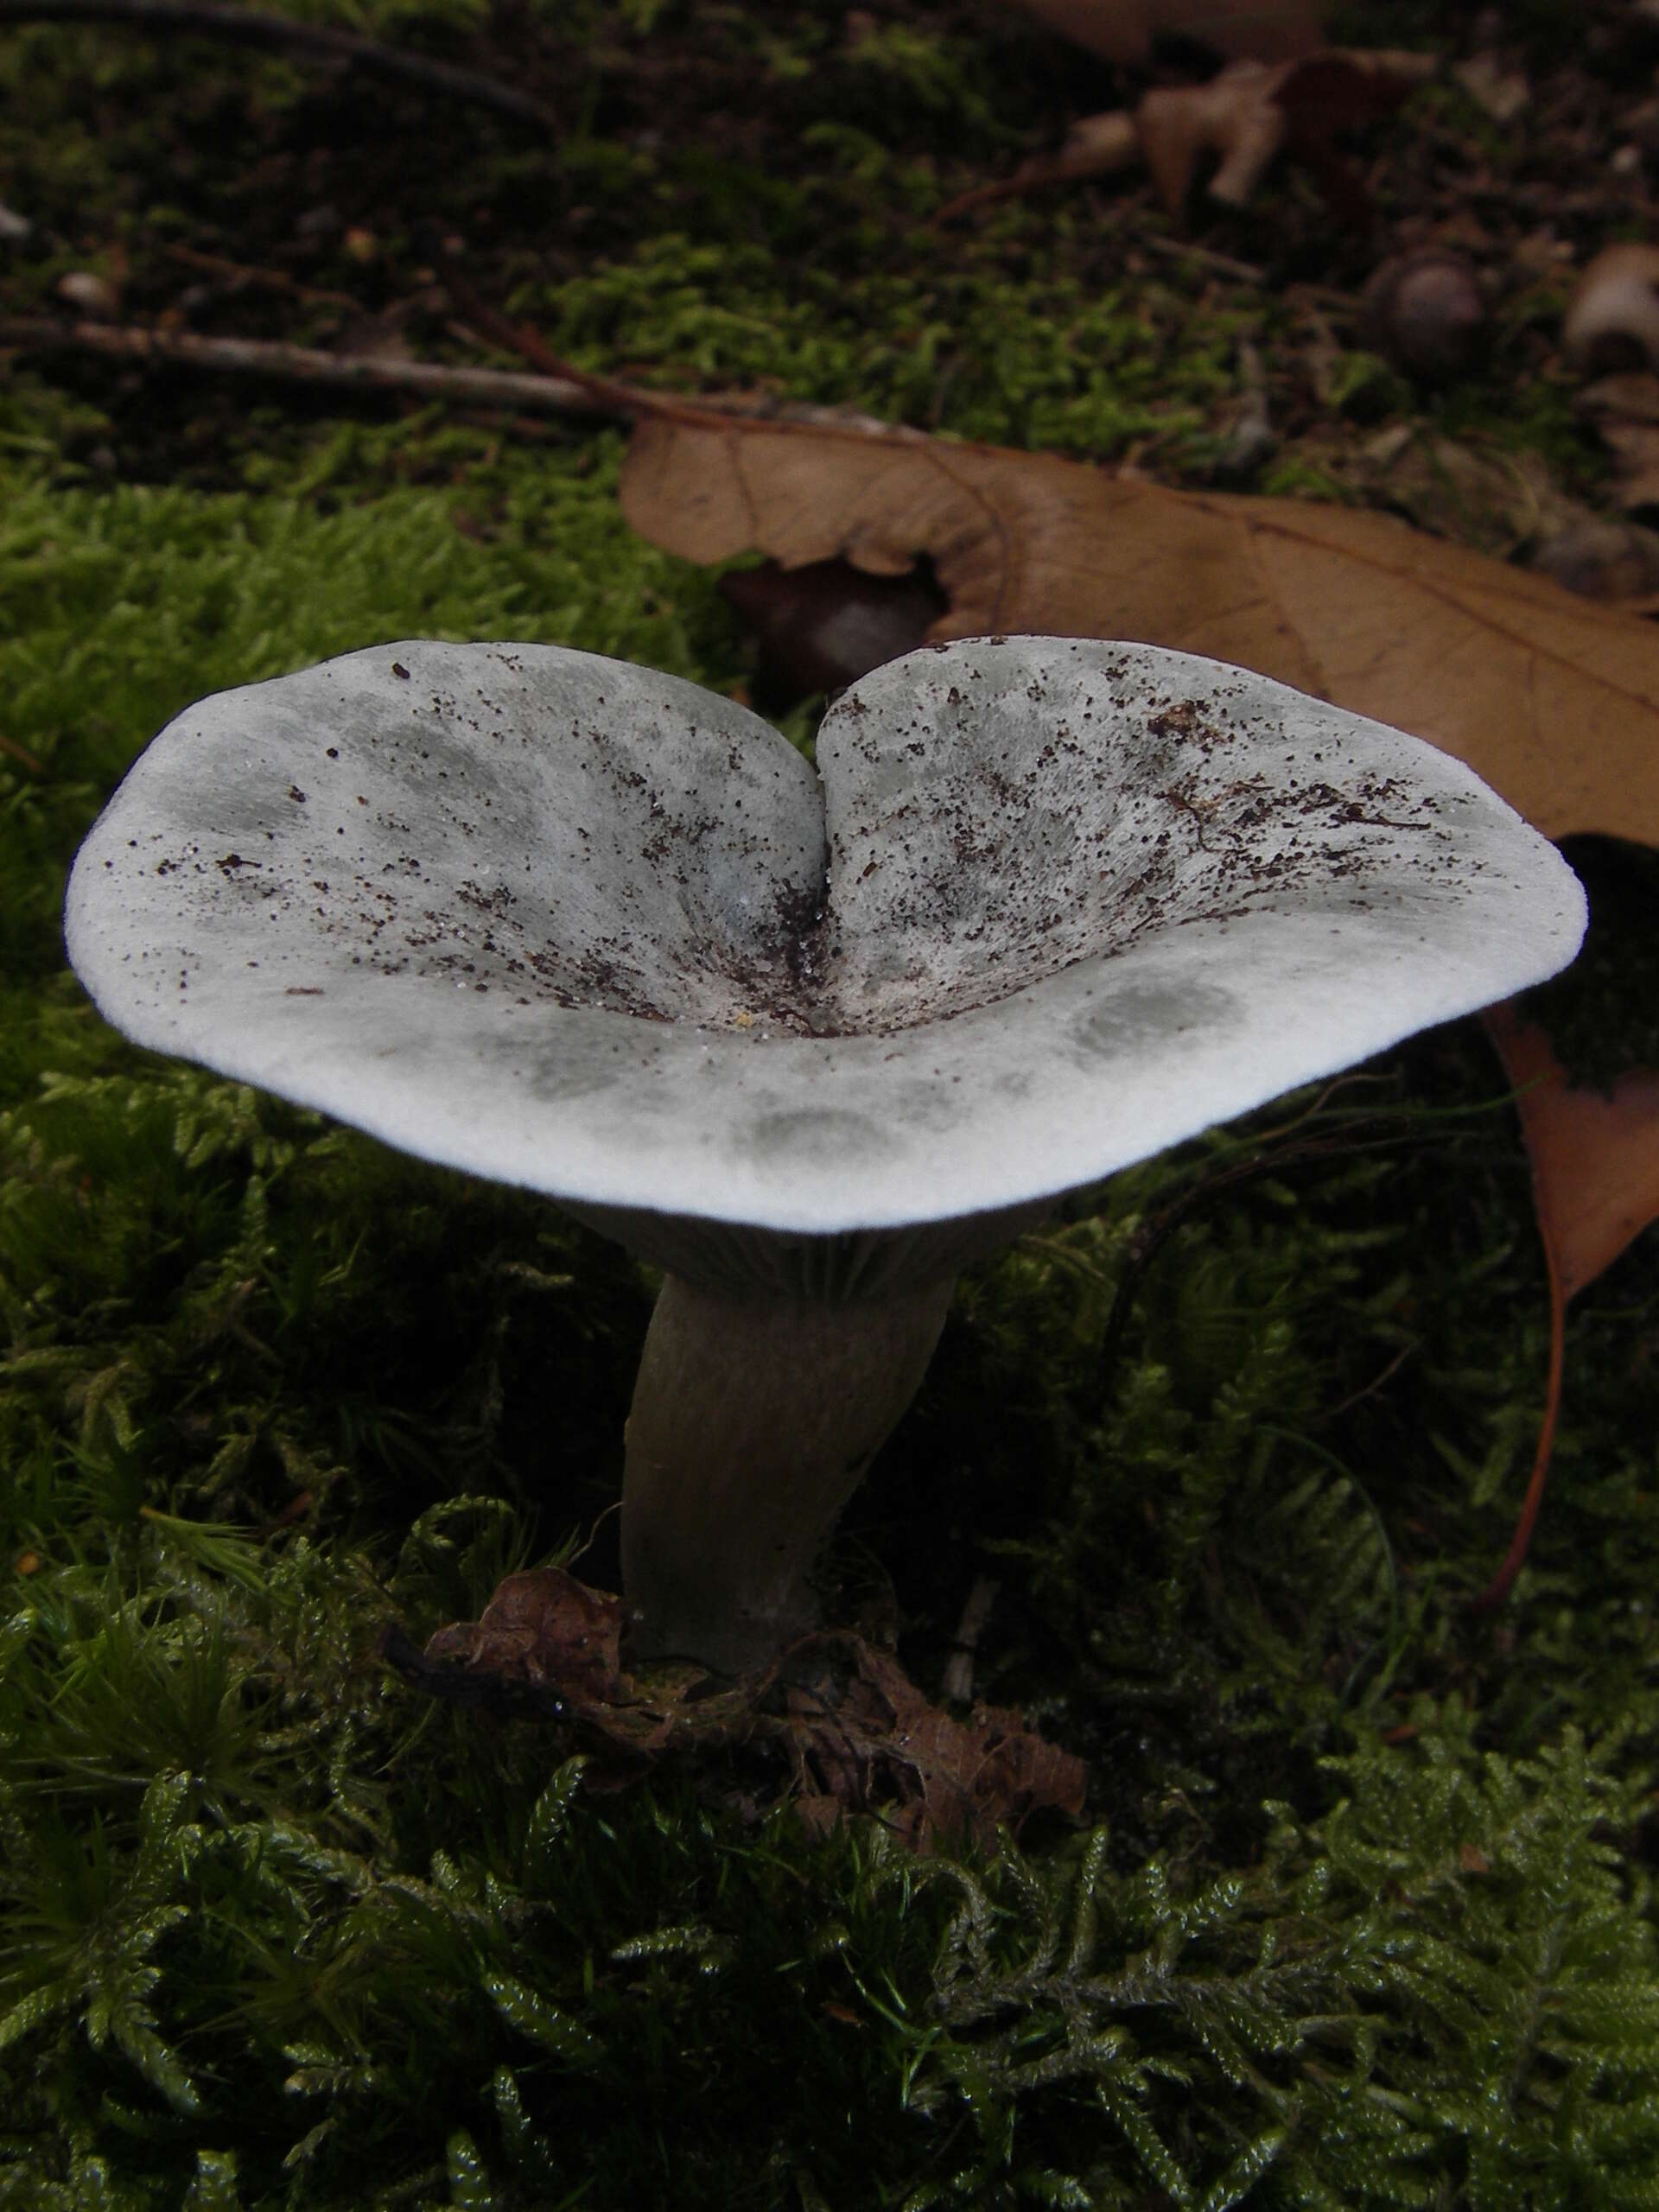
[{"left": 66, "top": 636, "right": 1586, "bottom": 1295}]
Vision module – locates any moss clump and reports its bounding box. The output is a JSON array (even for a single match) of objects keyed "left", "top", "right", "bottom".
[{"left": 6, "top": 1, "right": 1659, "bottom": 2204}]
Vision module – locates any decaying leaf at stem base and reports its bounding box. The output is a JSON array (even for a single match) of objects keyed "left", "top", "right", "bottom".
[
  {"left": 1012, "top": 0, "right": 1325, "bottom": 68},
  {"left": 619, "top": 409, "right": 1659, "bottom": 848},
  {"left": 781, "top": 1640, "right": 1087, "bottom": 1852},
  {"left": 1472, "top": 1002, "right": 1659, "bottom": 1609},
  {"left": 1136, "top": 49, "right": 1434, "bottom": 221},
  {"left": 397, "top": 1567, "right": 1086, "bottom": 1851}
]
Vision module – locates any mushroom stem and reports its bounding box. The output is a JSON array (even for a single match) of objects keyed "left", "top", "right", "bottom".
[{"left": 620, "top": 1271, "right": 956, "bottom": 1674}]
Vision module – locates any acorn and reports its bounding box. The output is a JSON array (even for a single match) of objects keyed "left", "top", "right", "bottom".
[
  {"left": 1359, "top": 251, "right": 1488, "bottom": 386},
  {"left": 56, "top": 270, "right": 120, "bottom": 320}
]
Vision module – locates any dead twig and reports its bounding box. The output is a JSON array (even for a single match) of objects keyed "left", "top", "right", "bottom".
[
  {"left": 0, "top": 0, "right": 560, "bottom": 134},
  {"left": 421, "top": 238, "right": 907, "bottom": 435},
  {"left": 0, "top": 315, "right": 614, "bottom": 417},
  {"left": 0, "top": 733, "right": 46, "bottom": 774},
  {"left": 2, "top": 311, "right": 919, "bottom": 441},
  {"left": 1136, "top": 231, "right": 1268, "bottom": 286},
  {"left": 160, "top": 242, "right": 365, "bottom": 312},
  {"left": 1311, "top": 1341, "right": 1416, "bottom": 1425},
  {"left": 933, "top": 151, "right": 1130, "bottom": 227},
  {"left": 423, "top": 237, "right": 647, "bottom": 418}
]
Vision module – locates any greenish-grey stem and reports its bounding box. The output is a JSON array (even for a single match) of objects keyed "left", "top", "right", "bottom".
[{"left": 620, "top": 1271, "right": 957, "bottom": 1674}]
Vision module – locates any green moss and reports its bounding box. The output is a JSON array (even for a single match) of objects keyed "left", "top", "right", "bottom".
[
  {"left": 4, "top": 1, "right": 1659, "bottom": 2203},
  {"left": 0, "top": 429, "right": 738, "bottom": 994}
]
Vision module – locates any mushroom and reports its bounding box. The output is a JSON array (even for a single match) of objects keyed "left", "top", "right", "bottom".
[{"left": 65, "top": 636, "right": 1585, "bottom": 1674}]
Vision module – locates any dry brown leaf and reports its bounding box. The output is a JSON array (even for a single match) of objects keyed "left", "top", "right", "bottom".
[
  {"left": 1471, "top": 1003, "right": 1659, "bottom": 1607},
  {"left": 424, "top": 1566, "right": 629, "bottom": 1701},
  {"left": 613, "top": 403, "right": 1659, "bottom": 1618},
  {"left": 415, "top": 1567, "right": 758, "bottom": 1762},
  {"left": 398, "top": 1567, "right": 1085, "bottom": 1849},
  {"left": 935, "top": 47, "right": 1429, "bottom": 230},
  {"left": 1135, "top": 48, "right": 1432, "bottom": 219},
  {"left": 620, "top": 410, "right": 1659, "bottom": 846},
  {"left": 1579, "top": 372, "right": 1659, "bottom": 512},
  {"left": 779, "top": 1640, "right": 1087, "bottom": 1850},
  {"left": 1485, "top": 1002, "right": 1659, "bottom": 1304},
  {"left": 1056, "top": 109, "right": 1144, "bottom": 179},
  {"left": 1452, "top": 53, "right": 1530, "bottom": 127},
  {"left": 1136, "top": 59, "right": 1287, "bottom": 211},
  {"left": 1340, "top": 428, "right": 1577, "bottom": 560},
  {"left": 1013, "top": 0, "right": 1326, "bottom": 67}
]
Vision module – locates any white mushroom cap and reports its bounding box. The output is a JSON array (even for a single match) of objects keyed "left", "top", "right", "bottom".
[{"left": 66, "top": 636, "right": 1585, "bottom": 1295}]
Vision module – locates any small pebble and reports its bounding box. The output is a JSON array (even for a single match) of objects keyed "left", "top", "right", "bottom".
[{"left": 56, "top": 270, "right": 119, "bottom": 318}]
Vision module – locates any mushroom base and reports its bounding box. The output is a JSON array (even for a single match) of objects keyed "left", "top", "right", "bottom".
[{"left": 620, "top": 1272, "right": 957, "bottom": 1675}]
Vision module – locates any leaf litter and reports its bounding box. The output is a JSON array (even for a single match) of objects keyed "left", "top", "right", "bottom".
[
  {"left": 618, "top": 404, "right": 1659, "bottom": 846},
  {"left": 936, "top": 44, "right": 1433, "bottom": 225},
  {"left": 386, "top": 1567, "right": 1087, "bottom": 1853},
  {"left": 1469, "top": 996, "right": 1659, "bottom": 1605}
]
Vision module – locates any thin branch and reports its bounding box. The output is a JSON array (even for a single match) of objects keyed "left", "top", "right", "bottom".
[
  {"left": 0, "top": 315, "right": 615, "bottom": 418},
  {"left": 160, "top": 240, "right": 364, "bottom": 311},
  {"left": 0, "top": 0, "right": 560, "bottom": 132},
  {"left": 423, "top": 242, "right": 912, "bottom": 437},
  {"left": 0, "top": 733, "right": 46, "bottom": 774},
  {"left": 933, "top": 149, "right": 1134, "bottom": 227},
  {"left": 1, "top": 312, "right": 918, "bottom": 440},
  {"left": 425, "top": 238, "right": 648, "bottom": 418},
  {"left": 1311, "top": 1341, "right": 1416, "bottom": 1427},
  {"left": 1139, "top": 231, "right": 1270, "bottom": 288}
]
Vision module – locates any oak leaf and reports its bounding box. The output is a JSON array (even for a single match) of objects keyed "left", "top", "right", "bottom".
[
  {"left": 1473, "top": 1003, "right": 1659, "bottom": 1607},
  {"left": 1486, "top": 1003, "right": 1659, "bottom": 1306},
  {"left": 1136, "top": 48, "right": 1433, "bottom": 219},
  {"left": 620, "top": 410, "right": 1659, "bottom": 846}
]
